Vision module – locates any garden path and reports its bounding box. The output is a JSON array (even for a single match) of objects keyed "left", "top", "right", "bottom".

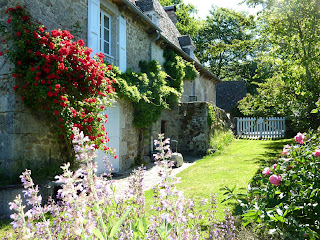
[{"left": 111, "top": 156, "right": 200, "bottom": 198}]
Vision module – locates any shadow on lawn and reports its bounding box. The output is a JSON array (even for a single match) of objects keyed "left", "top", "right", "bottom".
[{"left": 252, "top": 139, "right": 294, "bottom": 167}]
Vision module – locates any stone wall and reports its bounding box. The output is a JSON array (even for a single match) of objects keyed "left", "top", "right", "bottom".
[
  {"left": 181, "top": 75, "right": 216, "bottom": 105},
  {"left": 118, "top": 98, "right": 139, "bottom": 170},
  {"left": 0, "top": 0, "right": 88, "bottom": 43},
  {"left": 152, "top": 102, "right": 230, "bottom": 157},
  {"left": 0, "top": 0, "right": 87, "bottom": 180},
  {"left": 125, "top": 13, "right": 151, "bottom": 72},
  {"left": 0, "top": 74, "right": 63, "bottom": 179}
]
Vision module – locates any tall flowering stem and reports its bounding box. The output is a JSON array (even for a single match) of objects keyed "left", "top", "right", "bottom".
[{"left": 1, "top": 6, "right": 116, "bottom": 156}]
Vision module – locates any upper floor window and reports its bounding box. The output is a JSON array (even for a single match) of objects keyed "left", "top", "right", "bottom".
[{"left": 100, "top": 10, "right": 111, "bottom": 56}]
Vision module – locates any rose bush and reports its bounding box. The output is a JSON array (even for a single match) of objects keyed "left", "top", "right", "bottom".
[
  {"left": 231, "top": 130, "right": 320, "bottom": 239},
  {"left": 1, "top": 6, "right": 116, "bottom": 158}
]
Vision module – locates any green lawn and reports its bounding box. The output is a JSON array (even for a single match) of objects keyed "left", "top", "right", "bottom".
[
  {"left": 175, "top": 138, "right": 292, "bottom": 219},
  {"left": 145, "top": 138, "right": 292, "bottom": 221}
]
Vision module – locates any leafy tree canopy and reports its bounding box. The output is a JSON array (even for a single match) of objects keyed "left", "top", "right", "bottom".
[
  {"left": 159, "top": 0, "right": 201, "bottom": 37},
  {"left": 194, "top": 6, "right": 261, "bottom": 90},
  {"left": 238, "top": 0, "right": 320, "bottom": 132}
]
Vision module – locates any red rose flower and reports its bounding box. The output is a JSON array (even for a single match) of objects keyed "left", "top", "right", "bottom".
[
  {"left": 7, "top": 19, "right": 11, "bottom": 24},
  {"left": 21, "top": 96, "right": 25, "bottom": 101},
  {"left": 55, "top": 84, "right": 61, "bottom": 89},
  {"left": 0, "top": 52, "right": 2, "bottom": 56},
  {"left": 12, "top": 73, "right": 18, "bottom": 78},
  {"left": 47, "top": 91, "right": 53, "bottom": 97},
  {"left": 54, "top": 110, "right": 59, "bottom": 115},
  {"left": 17, "top": 61, "right": 21, "bottom": 65},
  {"left": 30, "top": 66, "right": 35, "bottom": 72},
  {"left": 16, "top": 32, "right": 21, "bottom": 37},
  {"left": 49, "top": 42, "right": 55, "bottom": 49}
]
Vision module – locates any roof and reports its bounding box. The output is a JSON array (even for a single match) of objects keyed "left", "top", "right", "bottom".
[
  {"left": 178, "top": 35, "right": 195, "bottom": 48},
  {"left": 111, "top": 0, "right": 221, "bottom": 83},
  {"left": 216, "top": 81, "right": 247, "bottom": 112}
]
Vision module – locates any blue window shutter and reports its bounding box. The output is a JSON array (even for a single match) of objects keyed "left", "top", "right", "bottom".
[
  {"left": 118, "top": 16, "right": 127, "bottom": 72},
  {"left": 88, "top": 0, "right": 100, "bottom": 57}
]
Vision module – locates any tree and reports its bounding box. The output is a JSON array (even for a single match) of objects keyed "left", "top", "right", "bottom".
[
  {"left": 194, "top": 7, "right": 259, "bottom": 86},
  {"left": 159, "top": 0, "right": 200, "bottom": 37},
  {"left": 238, "top": 0, "right": 320, "bottom": 132}
]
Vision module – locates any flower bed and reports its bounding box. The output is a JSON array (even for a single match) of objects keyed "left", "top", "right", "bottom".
[{"left": 236, "top": 131, "right": 320, "bottom": 239}]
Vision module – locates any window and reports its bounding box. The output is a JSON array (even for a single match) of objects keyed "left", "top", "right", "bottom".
[{"left": 100, "top": 10, "right": 111, "bottom": 56}]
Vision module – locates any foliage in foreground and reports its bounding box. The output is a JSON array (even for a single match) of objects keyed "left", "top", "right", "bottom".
[
  {"left": 229, "top": 130, "right": 320, "bottom": 239},
  {"left": 6, "top": 130, "right": 236, "bottom": 239}
]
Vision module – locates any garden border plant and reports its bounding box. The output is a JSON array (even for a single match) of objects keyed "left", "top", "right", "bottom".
[{"left": 225, "top": 129, "right": 320, "bottom": 239}]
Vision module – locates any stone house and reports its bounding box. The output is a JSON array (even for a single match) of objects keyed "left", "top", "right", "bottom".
[{"left": 0, "top": 0, "right": 221, "bottom": 177}]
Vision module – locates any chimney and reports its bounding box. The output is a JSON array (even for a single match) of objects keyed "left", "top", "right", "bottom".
[{"left": 163, "top": 5, "right": 177, "bottom": 25}]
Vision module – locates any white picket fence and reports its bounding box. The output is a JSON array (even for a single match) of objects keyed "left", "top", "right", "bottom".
[{"left": 236, "top": 117, "right": 286, "bottom": 139}]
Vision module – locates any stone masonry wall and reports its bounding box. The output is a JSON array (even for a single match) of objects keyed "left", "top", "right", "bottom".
[
  {"left": 118, "top": 98, "right": 139, "bottom": 170},
  {"left": 125, "top": 13, "right": 151, "bottom": 72},
  {"left": 0, "top": 74, "right": 63, "bottom": 179},
  {"left": 0, "top": 0, "right": 88, "bottom": 179},
  {"left": 181, "top": 75, "right": 217, "bottom": 105},
  {"left": 152, "top": 102, "right": 229, "bottom": 157}
]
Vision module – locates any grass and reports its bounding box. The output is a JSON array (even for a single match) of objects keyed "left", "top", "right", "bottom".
[
  {"left": 144, "top": 138, "right": 292, "bottom": 221},
  {"left": 175, "top": 138, "right": 292, "bottom": 220},
  {"left": 0, "top": 219, "right": 14, "bottom": 239}
]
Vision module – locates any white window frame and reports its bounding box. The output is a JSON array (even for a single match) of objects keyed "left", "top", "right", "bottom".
[
  {"left": 190, "top": 80, "right": 195, "bottom": 96},
  {"left": 100, "top": 10, "right": 111, "bottom": 56}
]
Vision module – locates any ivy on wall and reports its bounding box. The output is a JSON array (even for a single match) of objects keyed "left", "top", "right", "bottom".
[
  {"left": 113, "top": 49, "right": 198, "bottom": 129},
  {"left": 207, "top": 103, "right": 217, "bottom": 128}
]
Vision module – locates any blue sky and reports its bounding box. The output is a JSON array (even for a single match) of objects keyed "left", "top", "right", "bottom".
[{"left": 183, "top": 0, "right": 262, "bottom": 19}]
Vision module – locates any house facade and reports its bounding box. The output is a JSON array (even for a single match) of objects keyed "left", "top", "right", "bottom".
[{"left": 0, "top": 0, "right": 221, "bottom": 177}]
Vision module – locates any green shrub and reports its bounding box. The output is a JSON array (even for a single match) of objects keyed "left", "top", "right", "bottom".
[
  {"left": 209, "top": 129, "right": 234, "bottom": 152},
  {"left": 232, "top": 130, "right": 320, "bottom": 239}
]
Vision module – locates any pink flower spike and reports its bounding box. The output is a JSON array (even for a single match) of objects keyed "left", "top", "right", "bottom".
[
  {"left": 313, "top": 149, "right": 320, "bottom": 157},
  {"left": 262, "top": 167, "right": 271, "bottom": 177},
  {"left": 294, "top": 132, "right": 305, "bottom": 144},
  {"left": 269, "top": 174, "right": 281, "bottom": 186}
]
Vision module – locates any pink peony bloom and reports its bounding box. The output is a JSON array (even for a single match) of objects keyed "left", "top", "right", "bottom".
[
  {"left": 282, "top": 144, "right": 290, "bottom": 155},
  {"left": 262, "top": 167, "right": 271, "bottom": 177},
  {"left": 313, "top": 149, "right": 320, "bottom": 157},
  {"left": 294, "top": 132, "right": 305, "bottom": 144},
  {"left": 269, "top": 174, "right": 281, "bottom": 186}
]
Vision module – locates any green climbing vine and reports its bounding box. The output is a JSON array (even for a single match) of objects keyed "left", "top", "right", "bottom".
[
  {"left": 207, "top": 103, "right": 217, "bottom": 128},
  {"left": 163, "top": 49, "right": 198, "bottom": 92},
  {"left": 113, "top": 48, "right": 198, "bottom": 129}
]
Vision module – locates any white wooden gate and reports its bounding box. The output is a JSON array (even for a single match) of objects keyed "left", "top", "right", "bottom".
[{"left": 236, "top": 117, "right": 285, "bottom": 139}]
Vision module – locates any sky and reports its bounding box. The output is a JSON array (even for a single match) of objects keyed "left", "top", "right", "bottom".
[{"left": 183, "top": 0, "right": 262, "bottom": 19}]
